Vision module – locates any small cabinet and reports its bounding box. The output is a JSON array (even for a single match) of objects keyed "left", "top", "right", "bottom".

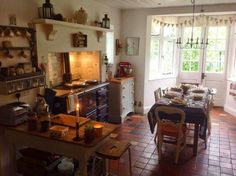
[{"left": 108, "top": 77, "right": 134, "bottom": 123}]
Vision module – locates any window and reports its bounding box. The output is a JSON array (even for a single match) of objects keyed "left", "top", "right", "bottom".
[
  {"left": 205, "top": 26, "right": 227, "bottom": 73},
  {"left": 180, "top": 26, "right": 227, "bottom": 73},
  {"left": 106, "top": 32, "right": 114, "bottom": 63},
  {"left": 181, "top": 27, "right": 201, "bottom": 72},
  {"left": 149, "top": 20, "right": 176, "bottom": 80}
]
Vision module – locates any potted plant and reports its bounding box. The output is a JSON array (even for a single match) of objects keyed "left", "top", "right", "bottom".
[{"left": 84, "top": 123, "right": 94, "bottom": 143}]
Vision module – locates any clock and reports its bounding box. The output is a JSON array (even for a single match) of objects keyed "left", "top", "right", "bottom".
[{"left": 126, "top": 37, "right": 139, "bottom": 55}]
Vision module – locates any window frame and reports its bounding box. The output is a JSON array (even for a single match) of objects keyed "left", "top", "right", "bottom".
[
  {"left": 180, "top": 26, "right": 203, "bottom": 73},
  {"left": 148, "top": 20, "right": 177, "bottom": 80}
]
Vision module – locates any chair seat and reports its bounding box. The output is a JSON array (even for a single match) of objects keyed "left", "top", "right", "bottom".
[
  {"left": 96, "top": 139, "right": 131, "bottom": 160},
  {"left": 161, "top": 124, "right": 187, "bottom": 137}
]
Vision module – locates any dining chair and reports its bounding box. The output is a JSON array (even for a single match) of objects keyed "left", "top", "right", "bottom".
[
  {"left": 162, "top": 87, "right": 168, "bottom": 96},
  {"left": 154, "top": 106, "right": 186, "bottom": 164},
  {"left": 207, "top": 93, "right": 214, "bottom": 134},
  {"left": 154, "top": 88, "right": 162, "bottom": 102}
]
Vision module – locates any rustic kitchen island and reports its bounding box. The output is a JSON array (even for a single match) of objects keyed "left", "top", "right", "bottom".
[{"left": 0, "top": 114, "right": 118, "bottom": 176}]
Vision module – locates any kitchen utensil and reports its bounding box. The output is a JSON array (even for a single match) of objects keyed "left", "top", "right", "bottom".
[
  {"left": 2, "top": 41, "right": 12, "bottom": 48},
  {"left": 22, "top": 62, "right": 32, "bottom": 73}
]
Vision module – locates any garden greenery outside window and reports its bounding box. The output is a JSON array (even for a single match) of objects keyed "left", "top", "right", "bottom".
[
  {"left": 181, "top": 27, "right": 201, "bottom": 72},
  {"left": 180, "top": 25, "right": 227, "bottom": 73},
  {"left": 149, "top": 19, "right": 176, "bottom": 80},
  {"left": 205, "top": 26, "right": 227, "bottom": 73},
  {"left": 149, "top": 15, "right": 230, "bottom": 81}
]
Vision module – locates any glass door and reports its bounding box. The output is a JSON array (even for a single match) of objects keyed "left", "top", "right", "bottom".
[
  {"left": 179, "top": 25, "right": 228, "bottom": 106},
  {"left": 179, "top": 26, "right": 203, "bottom": 84},
  {"left": 202, "top": 26, "right": 228, "bottom": 106}
]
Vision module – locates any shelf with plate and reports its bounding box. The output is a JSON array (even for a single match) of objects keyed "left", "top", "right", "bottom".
[
  {"left": 0, "top": 71, "right": 45, "bottom": 95},
  {"left": 0, "top": 47, "right": 32, "bottom": 51},
  {"left": 29, "top": 19, "right": 113, "bottom": 41}
]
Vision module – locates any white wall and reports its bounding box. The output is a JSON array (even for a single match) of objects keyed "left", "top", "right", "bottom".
[
  {"left": 0, "top": 0, "right": 121, "bottom": 106},
  {"left": 224, "top": 24, "right": 236, "bottom": 116},
  {"left": 120, "top": 3, "right": 236, "bottom": 114},
  {"left": 224, "top": 80, "right": 236, "bottom": 116}
]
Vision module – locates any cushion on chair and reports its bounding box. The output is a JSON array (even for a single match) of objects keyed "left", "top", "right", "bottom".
[{"left": 161, "top": 124, "right": 187, "bottom": 137}]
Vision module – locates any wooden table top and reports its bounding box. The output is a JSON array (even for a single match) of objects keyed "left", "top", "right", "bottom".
[{"left": 8, "top": 114, "right": 119, "bottom": 147}]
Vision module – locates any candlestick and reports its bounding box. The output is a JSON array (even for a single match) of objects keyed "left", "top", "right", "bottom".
[
  {"left": 76, "top": 103, "right": 80, "bottom": 117},
  {"left": 73, "top": 103, "right": 82, "bottom": 141}
]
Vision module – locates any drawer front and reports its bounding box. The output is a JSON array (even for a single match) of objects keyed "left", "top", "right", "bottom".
[
  {"left": 120, "top": 100, "right": 134, "bottom": 117},
  {"left": 121, "top": 80, "right": 134, "bottom": 104},
  {"left": 97, "top": 106, "right": 109, "bottom": 122},
  {"left": 97, "top": 86, "right": 108, "bottom": 107},
  {"left": 121, "top": 90, "right": 134, "bottom": 104},
  {"left": 121, "top": 80, "right": 134, "bottom": 96}
]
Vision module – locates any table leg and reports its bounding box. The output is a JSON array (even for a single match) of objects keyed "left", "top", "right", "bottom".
[
  {"left": 0, "top": 128, "right": 16, "bottom": 176},
  {"left": 193, "top": 123, "right": 199, "bottom": 156},
  {"left": 78, "top": 159, "right": 88, "bottom": 176}
]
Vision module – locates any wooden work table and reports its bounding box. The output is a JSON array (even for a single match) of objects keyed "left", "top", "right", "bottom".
[{"left": 0, "top": 114, "right": 118, "bottom": 176}]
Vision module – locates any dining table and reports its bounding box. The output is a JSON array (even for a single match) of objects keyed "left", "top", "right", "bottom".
[
  {"left": 148, "top": 87, "right": 211, "bottom": 156},
  {"left": 0, "top": 114, "right": 118, "bottom": 176}
]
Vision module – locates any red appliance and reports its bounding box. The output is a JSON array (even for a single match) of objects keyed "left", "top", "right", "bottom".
[{"left": 117, "top": 62, "right": 132, "bottom": 77}]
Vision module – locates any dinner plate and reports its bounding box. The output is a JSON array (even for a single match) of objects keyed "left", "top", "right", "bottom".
[
  {"left": 170, "top": 99, "right": 186, "bottom": 106},
  {"left": 170, "top": 87, "right": 183, "bottom": 92},
  {"left": 192, "top": 95, "right": 203, "bottom": 101},
  {"left": 192, "top": 89, "right": 205, "bottom": 93},
  {"left": 170, "top": 101, "right": 186, "bottom": 106}
]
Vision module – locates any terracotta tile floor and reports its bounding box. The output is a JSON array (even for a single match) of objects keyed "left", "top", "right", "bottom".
[{"left": 108, "top": 107, "right": 236, "bottom": 176}]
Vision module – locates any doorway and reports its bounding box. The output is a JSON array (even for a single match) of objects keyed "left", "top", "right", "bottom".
[{"left": 179, "top": 25, "right": 228, "bottom": 106}]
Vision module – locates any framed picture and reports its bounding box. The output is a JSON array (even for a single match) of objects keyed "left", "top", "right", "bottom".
[
  {"left": 126, "top": 37, "right": 139, "bottom": 55},
  {"left": 72, "top": 32, "right": 87, "bottom": 47}
]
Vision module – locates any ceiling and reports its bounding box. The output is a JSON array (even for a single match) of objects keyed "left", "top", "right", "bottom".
[{"left": 95, "top": 0, "right": 236, "bottom": 9}]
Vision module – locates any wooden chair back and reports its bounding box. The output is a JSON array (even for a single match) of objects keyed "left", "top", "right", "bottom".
[
  {"left": 154, "top": 106, "right": 186, "bottom": 138},
  {"left": 154, "top": 88, "right": 162, "bottom": 102}
]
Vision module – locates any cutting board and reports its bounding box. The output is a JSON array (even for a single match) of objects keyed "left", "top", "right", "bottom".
[{"left": 51, "top": 114, "right": 90, "bottom": 128}]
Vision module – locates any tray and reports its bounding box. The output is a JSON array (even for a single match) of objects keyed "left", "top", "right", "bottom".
[{"left": 51, "top": 114, "right": 90, "bottom": 128}]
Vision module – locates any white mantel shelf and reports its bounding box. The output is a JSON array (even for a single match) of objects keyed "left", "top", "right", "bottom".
[{"left": 30, "top": 19, "right": 113, "bottom": 41}]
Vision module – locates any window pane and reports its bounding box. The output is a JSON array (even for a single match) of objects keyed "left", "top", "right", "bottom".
[
  {"left": 151, "top": 20, "right": 161, "bottom": 36},
  {"left": 181, "top": 27, "right": 201, "bottom": 72},
  {"left": 205, "top": 26, "right": 227, "bottom": 73},
  {"left": 182, "top": 61, "right": 190, "bottom": 71},
  {"left": 149, "top": 36, "right": 160, "bottom": 79},
  {"left": 163, "top": 26, "right": 176, "bottom": 38},
  {"left": 183, "top": 27, "right": 201, "bottom": 40},
  {"left": 182, "top": 49, "right": 200, "bottom": 72},
  {"left": 162, "top": 40, "right": 174, "bottom": 74},
  {"left": 106, "top": 32, "right": 114, "bottom": 63}
]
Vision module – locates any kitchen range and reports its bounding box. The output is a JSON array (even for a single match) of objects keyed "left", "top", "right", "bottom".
[
  {"left": 51, "top": 79, "right": 109, "bottom": 122},
  {"left": 47, "top": 51, "right": 109, "bottom": 122}
]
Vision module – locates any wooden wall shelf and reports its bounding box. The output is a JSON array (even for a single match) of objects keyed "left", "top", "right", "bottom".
[
  {"left": 0, "top": 73, "right": 45, "bottom": 95},
  {"left": 0, "top": 47, "right": 31, "bottom": 51},
  {"left": 30, "top": 19, "right": 113, "bottom": 41}
]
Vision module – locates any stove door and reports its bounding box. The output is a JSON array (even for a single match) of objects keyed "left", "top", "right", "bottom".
[{"left": 79, "top": 90, "right": 97, "bottom": 117}]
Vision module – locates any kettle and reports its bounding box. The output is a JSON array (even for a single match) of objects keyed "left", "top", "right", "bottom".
[{"left": 35, "top": 94, "right": 48, "bottom": 116}]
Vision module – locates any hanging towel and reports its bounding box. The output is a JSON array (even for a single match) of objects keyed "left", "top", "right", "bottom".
[{"left": 66, "top": 94, "right": 79, "bottom": 113}]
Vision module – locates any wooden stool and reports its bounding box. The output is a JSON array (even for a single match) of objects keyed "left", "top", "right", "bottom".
[{"left": 92, "top": 139, "right": 132, "bottom": 176}]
